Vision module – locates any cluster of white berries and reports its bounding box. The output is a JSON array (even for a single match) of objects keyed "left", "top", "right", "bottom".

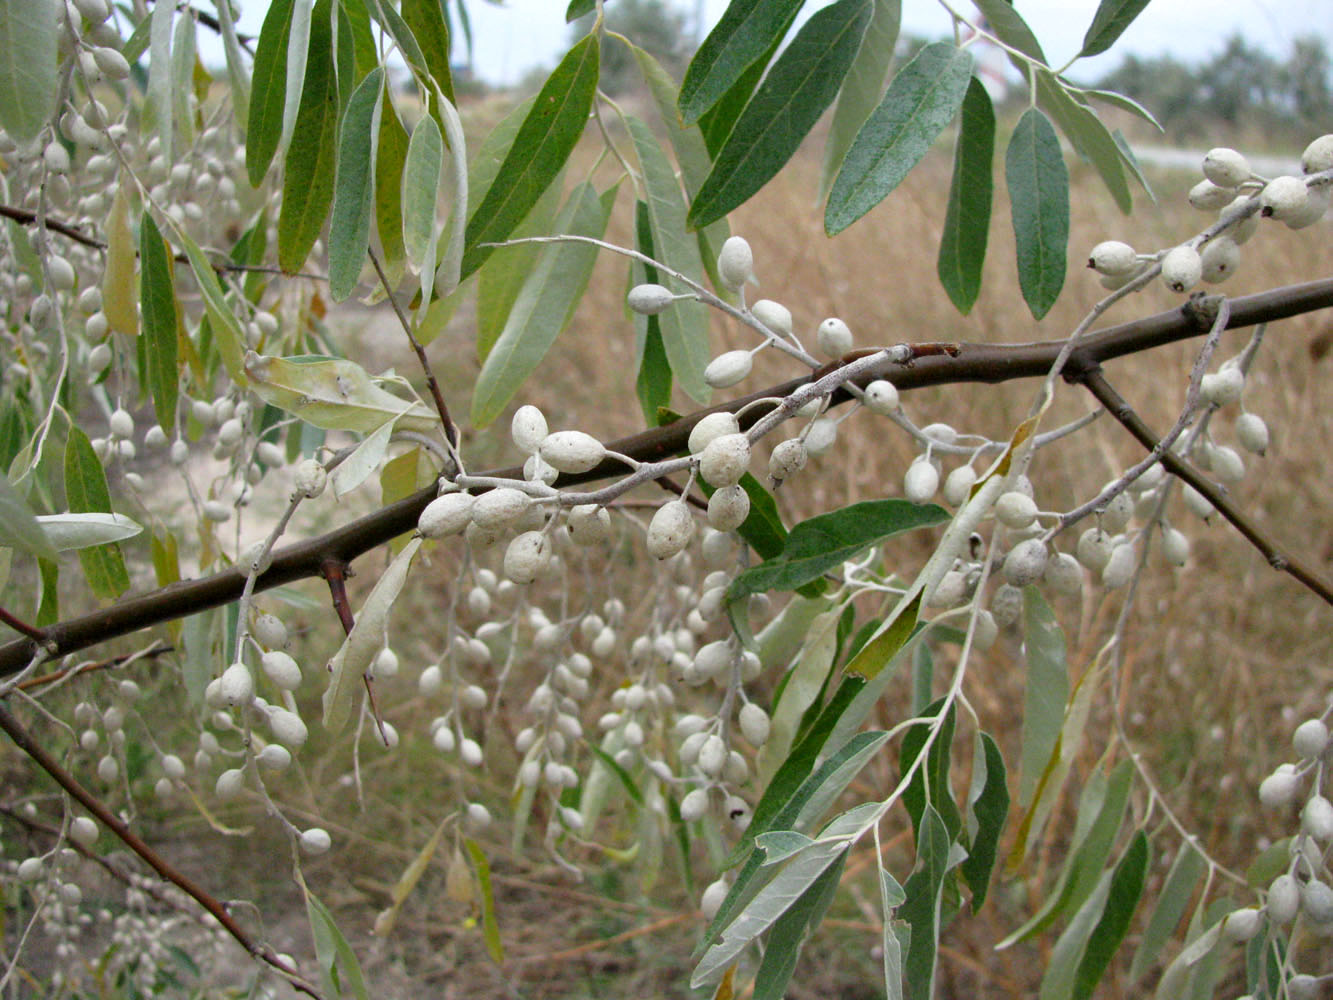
[{"left": 1088, "top": 136, "right": 1332, "bottom": 297}]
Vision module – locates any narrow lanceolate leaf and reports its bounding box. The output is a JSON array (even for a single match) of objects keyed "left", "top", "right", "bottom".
[
  {"left": 564, "top": 0, "right": 595, "bottom": 20},
  {"left": 960, "top": 731, "right": 1008, "bottom": 911},
  {"left": 63, "top": 426, "right": 130, "bottom": 599},
  {"left": 1018, "top": 588, "right": 1068, "bottom": 806},
  {"left": 1035, "top": 71, "right": 1131, "bottom": 214},
  {"left": 401, "top": 0, "right": 453, "bottom": 102},
  {"left": 899, "top": 698, "right": 960, "bottom": 845},
  {"left": 475, "top": 177, "right": 563, "bottom": 362},
  {"left": 678, "top": 0, "right": 804, "bottom": 125},
  {"left": 1080, "top": 0, "right": 1153, "bottom": 57},
  {"left": 632, "top": 200, "right": 672, "bottom": 425},
  {"left": 825, "top": 42, "right": 973, "bottom": 235},
  {"left": 280, "top": 0, "right": 316, "bottom": 155},
  {"left": 247, "top": 0, "right": 295, "bottom": 187},
  {"left": 303, "top": 888, "right": 370, "bottom": 1000},
  {"left": 278, "top": 0, "right": 337, "bottom": 274},
  {"left": 373, "top": 95, "right": 410, "bottom": 281},
  {"left": 323, "top": 536, "right": 421, "bottom": 731},
  {"left": 432, "top": 91, "right": 468, "bottom": 301},
  {"left": 1005, "top": 108, "right": 1068, "bottom": 321},
  {"left": 460, "top": 34, "right": 598, "bottom": 279},
  {"left": 401, "top": 113, "right": 444, "bottom": 271},
  {"left": 819, "top": 0, "right": 902, "bottom": 201},
  {"left": 729, "top": 499, "right": 950, "bottom": 601},
  {"left": 687, "top": 0, "right": 872, "bottom": 230},
  {"left": 470, "top": 182, "right": 612, "bottom": 427},
  {"left": 1069, "top": 832, "right": 1150, "bottom": 1000},
  {"left": 0, "top": 0, "right": 58, "bottom": 144},
  {"left": 243, "top": 353, "right": 439, "bottom": 434},
  {"left": 214, "top": 0, "right": 250, "bottom": 131},
  {"left": 970, "top": 0, "right": 1045, "bottom": 64},
  {"left": 899, "top": 807, "right": 957, "bottom": 1000},
  {"left": 328, "top": 67, "right": 384, "bottom": 302},
  {"left": 170, "top": 11, "right": 197, "bottom": 150},
  {"left": 0, "top": 473, "right": 57, "bottom": 561},
  {"left": 177, "top": 230, "right": 248, "bottom": 384},
  {"left": 36, "top": 513, "right": 143, "bottom": 551},
  {"left": 627, "top": 116, "right": 712, "bottom": 403},
  {"left": 147, "top": 0, "right": 174, "bottom": 157},
  {"left": 103, "top": 182, "right": 137, "bottom": 337},
  {"left": 1128, "top": 840, "right": 1206, "bottom": 984},
  {"left": 937, "top": 77, "right": 994, "bottom": 315},
  {"left": 138, "top": 212, "right": 179, "bottom": 436},
  {"left": 463, "top": 839, "right": 505, "bottom": 963},
  {"left": 752, "top": 849, "right": 847, "bottom": 1000}
]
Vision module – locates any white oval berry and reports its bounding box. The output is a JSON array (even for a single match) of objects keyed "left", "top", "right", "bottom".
[
  {"left": 687, "top": 413, "right": 738, "bottom": 456},
  {"left": 70, "top": 816, "right": 98, "bottom": 848},
  {"left": 697, "top": 734, "right": 727, "bottom": 777},
  {"left": 717, "top": 235, "right": 754, "bottom": 291},
  {"left": 700, "top": 877, "right": 730, "bottom": 919},
  {"left": 1302, "top": 795, "right": 1333, "bottom": 841},
  {"left": 1268, "top": 874, "right": 1301, "bottom": 925},
  {"left": 1043, "top": 552, "right": 1083, "bottom": 596},
  {"left": 1199, "top": 237, "right": 1240, "bottom": 283},
  {"left": 269, "top": 708, "right": 309, "bottom": 748},
  {"left": 628, "top": 283, "right": 674, "bottom": 315},
  {"left": 1221, "top": 906, "right": 1262, "bottom": 943},
  {"left": 751, "top": 299, "right": 792, "bottom": 336},
  {"left": 161, "top": 754, "right": 185, "bottom": 780},
  {"left": 215, "top": 768, "right": 245, "bottom": 800},
  {"left": 995, "top": 491, "right": 1038, "bottom": 529},
  {"left": 1301, "top": 880, "right": 1333, "bottom": 924},
  {"left": 418, "top": 492, "right": 475, "bottom": 538},
  {"left": 1258, "top": 766, "right": 1300, "bottom": 808},
  {"left": 472, "top": 486, "right": 533, "bottom": 529},
  {"left": 300, "top": 828, "right": 332, "bottom": 855},
  {"left": 260, "top": 650, "right": 302, "bottom": 690},
  {"left": 1259, "top": 175, "right": 1309, "bottom": 220},
  {"left": 1182, "top": 483, "right": 1214, "bottom": 520},
  {"left": 1160, "top": 245, "right": 1202, "bottom": 294},
  {"left": 704, "top": 350, "right": 754, "bottom": 389},
  {"left": 1188, "top": 179, "right": 1235, "bottom": 211},
  {"left": 1218, "top": 194, "right": 1261, "bottom": 244},
  {"left": 87, "top": 341, "right": 112, "bottom": 375},
  {"left": 816, "top": 317, "right": 853, "bottom": 358},
  {"left": 1100, "top": 543, "right": 1137, "bottom": 589},
  {"left": 511, "top": 405, "right": 548, "bottom": 454},
  {"left": 1234, "top": 412, "right": 1269, "bottom": 455},
  {"left": 680, "top": 787, "right": 709, "bottom": 822},
  {"left": 990, "top": 584, "right": 1023, "bottom": 628},
  {"left": 92, "top": 46, "right": 131, "bottom": 80},
  {"left": 647, "top": 501, "right": 694, "bottom": 559},
  {"left": 567, "top": 504, "right": 612, "bottom": 546},
  {"left": 219, "top": 662, "right": 255, "bottom": 706},
  {"left": 699, "top": 433, "right": 750, "bottom": 488},
  {"left": 706, "top": 485, "right": 750, "bottom": 532},
  {"left": 1293, "top": 718, "right": 1329, "bottom": 759},
  {"left": 1161, "top": 526, "right": 1190, "bottom": 567},
  {"left": 1202, "top": 147, "right": 1250, "bottom": 188},
  {"left": 1003, "top": 538, "right": 1049, "bottom": 587},
  {"left": 459, "top": 738, "right": 484, "bottom": 767},
  {"left": 1301, "top": 133, "right": 1333, "bottom": 175},
  {"left": 1280, "top": 184, "right": 1328, "bottom": 230},
  {"left": 903, "top": 458, "right": 939, "bottom": 504},
  {"left": 1200, "top": 364, "right": 1244, "bottom": 406},
  {"left": 294, "top": 459, "right": 327, "bottom": 498},
  {"left": 503, "top": 531, "right": 551, "bottom": 584},
  {"left": 768, "top": 438, "right": 807, "bottom": 483},
  {"left": 943, "top": 465, "right": 977, "bottom": 506},
  {"left": 109, "top": 407, "right": 134, "bottom": 439},
  {"left": 738, "top": 703, "right": 771, "bottom": 748},
  {"left": 926, "top": 569, "right": 967, "bottom": 609},
  {"left": 540, "top": 430, "right": 605, "bottom": 473},
  {"left": 258, "top": 744, "right": 292, "bottom": 770},
  {"left": 863, "top": 380, "right": 899, "bottom": 415},
  {"left": 371, "top": 647, "right": 399, "bottom": 679},
  {"left": 1087, "top": 240, "right": 1137, "bottom": 276},
  {"left": 693, "top": 640, "right": 734, "bottom": 681},
  {"left": 804, "top": 418, "right": 838, "bottom": 457},
  {"left": 1209, "top": 444, "right": 1245, "bottom": 484}
]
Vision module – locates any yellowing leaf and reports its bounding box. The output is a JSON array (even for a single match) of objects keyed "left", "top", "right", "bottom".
[
  {"left": 103, "top": 183, "right": 138, "bottom": 337},
  {"left": 243, "top": 352, "right": 440, "bottom": 434}
]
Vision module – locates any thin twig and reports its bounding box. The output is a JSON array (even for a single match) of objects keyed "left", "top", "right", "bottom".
[
  {"left": 0, "top": 607, "right": 48, "bottom": 644},
  {"left": 0, "top": 703, "right": 323, "bottom": 998},
  {"left": 1073, "top": 366, "right": 1333, "bottom": 604}
]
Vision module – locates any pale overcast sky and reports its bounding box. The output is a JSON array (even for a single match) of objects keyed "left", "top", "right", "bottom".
[{"left": 232, "top": 1, "right": 1333, "bottom": 87}]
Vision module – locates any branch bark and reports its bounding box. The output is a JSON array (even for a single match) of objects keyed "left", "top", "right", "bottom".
[{"left": 2, "top": 278, "right": 1331, "bottom": 676}]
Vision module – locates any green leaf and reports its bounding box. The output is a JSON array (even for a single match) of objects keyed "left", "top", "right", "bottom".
[
  {"left": 1005, "top": 108, "right": 1068, "bottom": 320},
  {"left": 0, "top": 0, "right": 59, "bottom": 144},
  {"left": 899, "top": 697, "right": 960, "bottom": 846},
  {"left": 844, "top": 593, "right": 923, "bottom": 682},
  {"left": 1079, "top": 0, "right": 1152, "bottom": 58},
  {"left": 303, "top": 886, "right": 369, "bottom": 1000},
  {"left": 470, "top": 182, "right": 613, "bottom": 427},
  {"left": 752, "top": 849, "right": 847, "bottom": 1000},
  {"left": 215, "top": 0, "right": 250, "bottom": 133},
  {"left": 697, "top": 40, "right": 781, "bottom": 159},
  {"left": 632, "top": 200, "right": 672, "bottom": 425},
  {"left": 177, "top": 230, "right": 248, "bottom": 385},
  {"left": 900, "top": 806, "right": 958, "bottom": 1000},
  {"left": 960, "top": 731, "right": 1008, "bottom": 911},
  {"left": 35, "top": 513, "right": 143, "bottom": 551},
  {"left": 63, "top": 426, "right": 130, "bottom": 600},
  {"left": 401, "top": 113, "right": 444, "bottom": 271},
  {"left": 754, "top": 831, "right": 816, "bottom": 865},
  {"left": 565, "top": 0, "right": 595, "bottom": 21},
  {"left": 1035, "top": 71, "right": 1131, "bottom": 214},
  {"left": 329, "top": 416, "right": 395, "bottom": 499},
  {"left": 936, "top": 77, "right": 994, "bottom": 315},
  {"left": 373, "top": 95, "right": 410, "bottom": 281},
  {"left": 678, "top": 0, "right": 804, "bottom": 125},
  {"left": 1070, "top": 832, "right": 1149, "bottom": 1000},
  {"left": 463, "top": 838, "right": 505, "bottom": 962},
  {"left": 169, "top": 9, "right": 196, "bottom": 151},
  {"left": 1082, "top": 88, "right": 1163, "bottom": 132},
  {"left": 328, "top": 66, "right": 384, "bottom": 302},
  {"left": 0, "top": 473, "right": 57, "bottom": 561},
  {"left": 147, "top": 0, "right": 174, "bottom": 158},
  {"left": 626, "top": 115, "right": 712, "bottom": 402},
  {"left": 401, "top": 0, "right": 454, "bottom": 102},
  {"left": 825, "top": 42, "right": 974, "bottom": 236},
  {"left": 247, "top": 0, "right": 295, "bottom": 186},
  {"left": 970, "top": 0, "right": 1046, "bottom": 64},
  {"left": 1129, "top": 840, "right": 1206, "bottom": 984},
  {"left": 460, "top": 33, "right": 598, "bottom": 279},
  {"left": 687, "top": 0, "right": 872, "bottom": 230},
  {"left": 757, "top": 609, "right": 840, "bottom": 782},
  {"left": 278, "top": 0, "right": 338, "bottom": 274},
  {"left": 1018, "top": 588, "right": 1069, "bottom": 805},
  {"left": 243, "top": 353, "right": 440, "bottom": 434},
  {"left": 138, "top": 212, "right": 179, "bottom": 436},
  {"left": 279, "top": 0, "right": 316, "bottom": 153},
  {"left": 819, "top": 0, "right": 901, "bottom": 201},
  {"left": 729, "top": 499, "right": 950, "bottom": 601}
]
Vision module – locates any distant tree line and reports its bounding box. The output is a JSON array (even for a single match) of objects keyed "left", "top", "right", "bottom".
[{"left": 1096, "top": 33, "right": 1332, "bottom": 139}]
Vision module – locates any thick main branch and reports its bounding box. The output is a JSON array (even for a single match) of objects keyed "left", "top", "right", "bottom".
[{"left": 2, "top": 278, "right": 1331, "bottom": 676}]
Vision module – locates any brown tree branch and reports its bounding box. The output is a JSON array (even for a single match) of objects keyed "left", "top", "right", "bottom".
[
  {"left": 0, "top": 702, "right": 323, "bottom": 998},
  {"left": 1070, "top": 365, "right": 1333, "bottom": 604},
  {"left": 1, "top": 278, "right": 1331, "bottom": 676}
]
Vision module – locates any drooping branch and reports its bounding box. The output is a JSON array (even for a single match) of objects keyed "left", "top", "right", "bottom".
[{"left": 1, "top": 277, "right": 1331, "bottom": 676}]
